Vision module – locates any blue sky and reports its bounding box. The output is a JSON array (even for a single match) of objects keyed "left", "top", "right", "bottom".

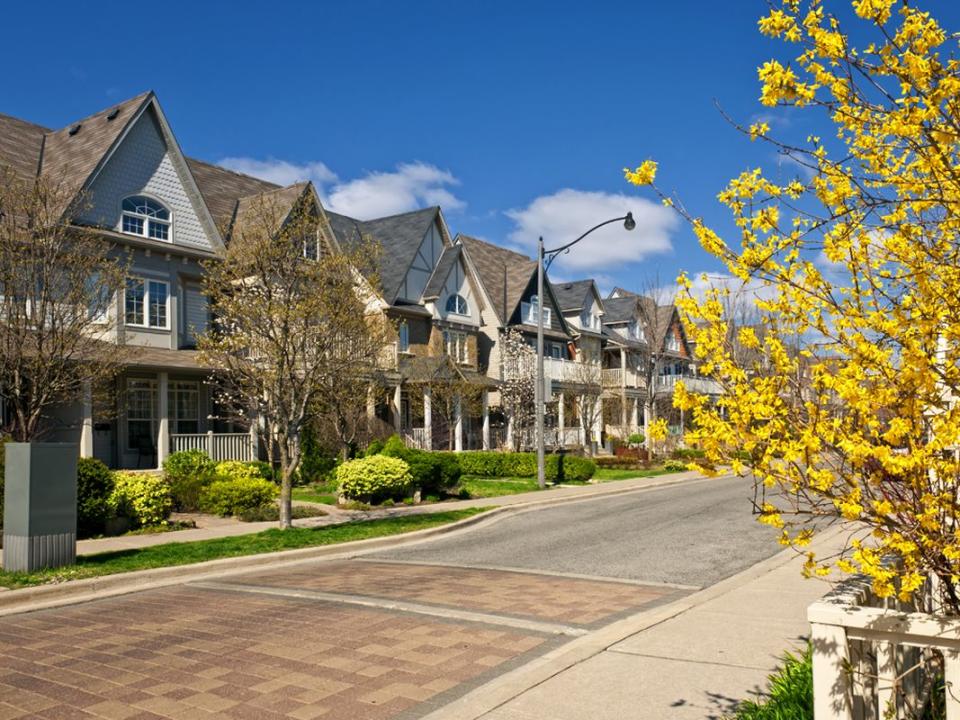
[{"left": 4, "top": 1, "right": 958, "bottom": 295}]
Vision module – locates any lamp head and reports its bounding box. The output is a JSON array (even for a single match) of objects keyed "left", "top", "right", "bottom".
[{"left": 624, "top": 212, "right": 636, "bottom": 231}]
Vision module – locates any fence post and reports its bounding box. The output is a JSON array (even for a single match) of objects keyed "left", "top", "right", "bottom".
[
  {"left": 811, "top": 621, "right": 853, "bottom": 720},
  {"left": 206, "top": 430, "right": 214, "bottom": 460},
  {"left": 946, "top": 650, "right": 960, "bottom": 720}
]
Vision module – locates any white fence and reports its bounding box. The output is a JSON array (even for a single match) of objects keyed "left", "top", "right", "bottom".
[
  {"left": 170, "top": 432, "right": 255, "bottom": 462},
  {"left": 808, "top": 578, "right": 960, "bottom": 719}
]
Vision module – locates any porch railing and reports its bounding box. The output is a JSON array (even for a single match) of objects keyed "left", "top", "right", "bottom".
[
  {"left": 655, "top": 374, "right": 724, "bottom": 396},
  {"left": 808, "top": 578, "right": 956, "bottom": 719},
  {"left": 170, "top": 432, "right": 255, "bottom": 462},
  {"left": 602, "top": 367, "right": 643, "bottom": 389}
]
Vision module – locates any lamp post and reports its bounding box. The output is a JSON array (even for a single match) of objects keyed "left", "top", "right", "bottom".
[{"left": 535, "top": 212, "right": 636, "bottom": 489}]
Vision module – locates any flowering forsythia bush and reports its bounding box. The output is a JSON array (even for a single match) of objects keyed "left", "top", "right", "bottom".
[
  {"left": 336, "top": 455, "right": 413, "bottom": 503},
  {"left": 111, "top": 472, "right": 173, "bottom": 528},
  {"left": 629, "top": 1, "right": 960, "bottom": 611}
]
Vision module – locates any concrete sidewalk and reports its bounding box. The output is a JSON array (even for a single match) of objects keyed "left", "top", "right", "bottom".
[
  {"left": 425, "top": 525, "right": 847, "bottom": 720},
  {"left": 75, "top": 470, "right": 704, "bottom": 556}
]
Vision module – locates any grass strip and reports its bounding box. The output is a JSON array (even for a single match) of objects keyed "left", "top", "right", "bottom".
[
  {"left": 291, "top": 489, "right": 338, "bottom": 505},
  {"left": 593, "top": 467, "right": 676, "bottom": 481},
  {"left": 460, "top": 477, "right": 543, "bottom": 497},
  {"left": 0, "top": 508, "right": 491, "bottom": 590}
]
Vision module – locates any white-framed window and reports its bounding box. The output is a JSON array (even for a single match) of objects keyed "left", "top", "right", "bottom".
[
  {"left": 443, "top": 329, "right": 469, "bottom": 364},
  {"left": 523, "top": 296, "right": 551, "bottom": 326},
  {"left": 629, "top": 319, "right": 645, "bottom": 341},
  {"left": 445, "top": 293, "right": 469, "bottom": 316},
  {"left": 121, "top": 195, "right": 171, "bottom": 241},
  {"left": 666, "top": 333, "right": 680, "bottom": 352},
  {"left": 125, "top": 277, "right": 169, "bottom": 329},
  {"left": 550, "top": 343, "right": 562, "bottom": 359},
  {"left": 398, "top": 321, "right": 410, "bottom": 353},
  {"left": 126, "top": 379, "right": 156, "bottom": 451},
  {"left": 170, "top": 381, "right": 199, "bottom": 434}
]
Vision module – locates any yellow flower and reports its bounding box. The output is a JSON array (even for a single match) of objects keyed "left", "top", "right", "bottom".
[
  {"left": 624, "top": 160, "right": 658, "bottom": 186},
  {"left": 749, "top": 121, "right": 770, "bottom": 141}
]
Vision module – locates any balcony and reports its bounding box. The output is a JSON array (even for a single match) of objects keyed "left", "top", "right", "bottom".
[
  {"left": 602, "top": 367, "right": 643, "bottom": 389},
  {"left": 655, "top": 374, "right": 724, "bottom": 396},
  {"left": 543, "top": 357, "right": 599, "bottom": 385}
]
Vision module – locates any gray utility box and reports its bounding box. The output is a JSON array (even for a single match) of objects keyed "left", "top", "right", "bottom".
[{"left": 3, "top": 443, "right": 78, "bottom": 572}]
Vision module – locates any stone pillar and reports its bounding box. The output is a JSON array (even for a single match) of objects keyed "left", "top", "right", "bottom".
[
  {"left": 366, "top": 387, "right": 376, "bottom": 421},
  {"left": 454, "top": 395, "right": 463, "bottom": 452},
  {"left": 423, "top": 387, "right": 433, "bottom": 451},
  {"left": 157, "top": 372, "right": 169, "bottom": 468},
  {"left": 392, "top": 385, "right": 402, "bottom": 432},
  {"left": 481, "top": 391, "right": 490, "bottom": 450},
  {"left": 80, "top": 381, "right": 94, "bottom": 458},
  {"left": 557, "top": 392, "right": 565, "bottom": 446}
]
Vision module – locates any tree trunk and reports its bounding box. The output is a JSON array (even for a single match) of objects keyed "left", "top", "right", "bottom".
[{"left": 279, "top": 471, "right": 292, "bottom": 529}]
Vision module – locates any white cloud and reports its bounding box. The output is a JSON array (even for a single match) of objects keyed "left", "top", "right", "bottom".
[
  {"left": 216, "top": 158, "right": 465, "bottom": 221},
  {"left": 505, "top": 189, "right": 677, "bottom": 273},
  {"left": 325, "top": 162, "right": 464, "bottom": 219},
  {"left": 677, "top": 272, "right": 778, "bottom": 308},
  {"left": 218, "top": 157, "right": 338, "bottom": 187}
]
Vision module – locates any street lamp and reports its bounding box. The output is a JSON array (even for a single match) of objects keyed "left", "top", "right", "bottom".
[{"left": 535, "top": 212, "right": 636, "bottom": 489}]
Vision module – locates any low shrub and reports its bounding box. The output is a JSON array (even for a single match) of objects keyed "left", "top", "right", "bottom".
[
  {"left": 380, "top": 435, "right": 460, "bottom": 495},
  {"left": 244, "top": 460, "right": 277, "bottom": 482},
  {"left": 671, "top": 447, "right": 706, "bottom": 460},
  {"left": 729, "top": 646, "right": 811, "bottom": 720},
  {"left": 76, "top": 457, "right": 116, "bottom": 537},
  {"left": 112, "top": 472, "right": 173, "bottom": 528},
  {"left": 199, "top": 476, "right": 279, "bottom": 517},
  {"left": 163, "top": 450, "right": 217, "bottom": 512},
  {"left": 628, "top": 432, "right": 645, "bottom": 446},
  {"left": 298, "top": 424, "right": 337, "bottom": 484},
  {"left": 456, "top": 451, "right": 506, "bottom": 477},
  {"left": 663, "top": 460, "right": 688, "bottom": 472},
  {"left": 215, "top": 460, "right": 268, "bottom": 484},
  {"left": 546, "top": 454, "right": 596, "bottom": 483},
  {"left": 364, "top": 439, "right": 385, "bottom": 457},
  {"left": 336, "top": 455, "right": 412, "bottom": 503}
]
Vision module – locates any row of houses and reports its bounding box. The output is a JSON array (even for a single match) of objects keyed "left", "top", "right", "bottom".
[{"left": 0, "top": 91, "right": 719, "bottom": 470}]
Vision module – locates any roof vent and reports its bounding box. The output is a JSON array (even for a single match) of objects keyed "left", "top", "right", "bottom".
[
  {"left": 68, "top": 124, "right": 81, "bottom": 136},
  {"left": 106, "top": 108, "right": 119, "bottom": 121}
]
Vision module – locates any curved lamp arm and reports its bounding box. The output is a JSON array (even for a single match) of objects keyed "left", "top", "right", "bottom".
[{"left": 543, "top": 212, "right": 635, "bottom": 272}]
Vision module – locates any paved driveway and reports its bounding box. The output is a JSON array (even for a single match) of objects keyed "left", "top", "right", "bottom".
[{"left": 0, "top": 474, "right": 781, "bottom": 720}]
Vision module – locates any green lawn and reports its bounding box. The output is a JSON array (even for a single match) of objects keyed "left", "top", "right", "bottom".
[
  {"left": 593, "top": 466, "right": 678, "bottom": 481},
  {"left": 459, "top": 476, "right": 543, "bottom": 497},
  {"left": 0, "top": 508, "right": 490, "bottom": 590},
  {"left": 292, "top": 480, "right": 339, "bottom": 505}
]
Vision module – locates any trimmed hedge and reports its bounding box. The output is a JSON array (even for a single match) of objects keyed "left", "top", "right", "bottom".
[
  {"left": 379, "top": 435, "right": 461, "bottom": 495},
  {"left": 163, "top": 450, "right": 217, "bottom": 511},
  {"left": 77, "top": 457, "right": 116, "bottom": 537},
  {"left": 199, "top": 476, "right": 279, "bottom": 517},
  {"left": 112, "top": 472, "right": 173, "bottom": 528},
  {"left": 336, "top": 455, "right": 412, "bottom": 503},
  {"left": 456, "top": 451, "right": 595, "bottom": 482}
]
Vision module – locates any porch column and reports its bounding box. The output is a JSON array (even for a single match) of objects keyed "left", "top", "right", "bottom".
[
  {"left": 631, "top": 397, "right": 639, "bottom": 432},
  {"left": 593, "top": 396, "right": 603, "bottom": 446},
  {"left": 392, "top": 385, "right": 402, "bottom": 432},
  {"left": 481, "top": 391, "right": 490, "bottom": 450},
  {"left": 249, "top": 413, "right": 260, "bottom": 462},
  {"left": 80, "top": 381, "right": 94, "bottom": 458},
  {"left": 557, "top": 392, "right": 565, "bottom": 447},
  {"left": 578, "top": 396, "right": 587, "bottom": 447},
  {"left": 366, "top": 387, "right": 376, "bottom": 420},
  {"left": 619, "top": 348, "right": 628, "bottom": 431},
  {"left": 423, "top": 387, "right": 432, "bottom": 451},
  {"left": 157, "top": 372, "right": 169, "bottom": 468},
  {"left": 454, "top": 395, "right": 463, "bottom": 452},
  {"left": 506, "top": 414, "right": 514, "bottom": 450}
]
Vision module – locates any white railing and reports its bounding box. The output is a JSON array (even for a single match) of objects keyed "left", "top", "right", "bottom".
[
  {"left": 550, "top": 427, "right": 584, "bottom": 448},
  {"left": 543, "top": 357, "right": 600, "bottom": 385},
  {"left": 602, "top": 367, "right": 643, "bottom": 389},
  {"left": 170, "top": 432, "right": 255, "bottom": 461},
  {"left": 402, "top": 427, "right": 429, "bottom": 450},
  {"left": 808, "top": 579, "right": 958, "bottom": 719},
  {"left": 655, "top": 374, "right": 723, "bottom": 395}
]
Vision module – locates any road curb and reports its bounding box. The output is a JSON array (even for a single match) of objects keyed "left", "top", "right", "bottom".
[
  {"left": 418, "top": 523, "right": 847, "bottom": 720},
  {"left": 0, "top": 470, "right": 714, "bottom": 617}
]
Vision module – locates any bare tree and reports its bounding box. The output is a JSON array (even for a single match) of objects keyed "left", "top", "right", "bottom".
[
  {"left": 569, "top": 359, "right": 603, "bottom": 455},
  {"left": 499, "top": 328, "right": 536, "bottom": 451},
  {"left": 198, "top": 191, "right": 384, "bottom": 528},
  {"left": 0, "top": 167, "right": 127, "bottom": 442}
]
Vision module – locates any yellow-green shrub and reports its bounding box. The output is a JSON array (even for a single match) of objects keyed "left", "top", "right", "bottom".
[
  {"left": 111, "top": 472, "right": 173, "bottom": 527},
  {"left": 199, "top": 477, "right": 279, "bottom": 517},
  {"left": 336, "top": 455, "right": 412, "bottom": 503}
]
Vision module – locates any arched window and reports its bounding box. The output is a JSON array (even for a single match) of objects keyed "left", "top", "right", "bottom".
[
  {"left": 121, "top": 195, "right": 170, "bottom": 241},
  {"left": 445, "top": 293, "right": 468, "bottom": 315}
]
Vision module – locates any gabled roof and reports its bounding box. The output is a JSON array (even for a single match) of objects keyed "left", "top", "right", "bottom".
[
  {"left": 232, "top": 181, "right": 309, "bottom": 240},
  {"left": 186, "top": 157, "right": 279, "bottom": 232},
  {"left": 551, "top": 279, "right": 602, "bottom": 314},
  {"left": 40, "top": 92, "right": 153, "bottom": 217},
  {"left": 456, "top": 235, "right": 537, "bottom": 325},
  {"left": 602, "top": 296, "right": 638, "bottom": 324},
  {"left": 0, "top": 113, "right": 47, "bottom": 182},
  {"left": 422, "top": 244, "right": 461, "bottom": 299},
  {"left": 327, "top": 206, "right": 442, "bottom": 304}
]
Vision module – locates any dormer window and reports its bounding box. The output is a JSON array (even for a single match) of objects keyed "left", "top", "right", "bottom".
[
  {"left": 445, "top": 293, "right": 469, "bottom": 316},
  {"left": 121, "top": 195, "right": 170, "bottom": 241}
]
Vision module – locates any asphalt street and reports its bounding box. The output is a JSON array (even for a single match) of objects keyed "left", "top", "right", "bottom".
[{"left": 372, "top": 474, "right": 782, "bottom": 588}]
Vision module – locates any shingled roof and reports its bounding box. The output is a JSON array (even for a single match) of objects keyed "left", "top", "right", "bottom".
[
  {"left": 186, "top": 158, "right": 279, "bottom": 232},
  {"left": 326, "top": 206, "right": 441, "bottom": 304},
  {"left": 551, "top": 279, "right": 597, "bottom": 313},
  {"left": 0, "top": 113, "right": 47, "bottom": 182},
  {"left": 422, "top": 244, "right": 461, "bottom": 300},
  {"left": 456, "top": 235, "right": 537, "bottom": 325}
]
